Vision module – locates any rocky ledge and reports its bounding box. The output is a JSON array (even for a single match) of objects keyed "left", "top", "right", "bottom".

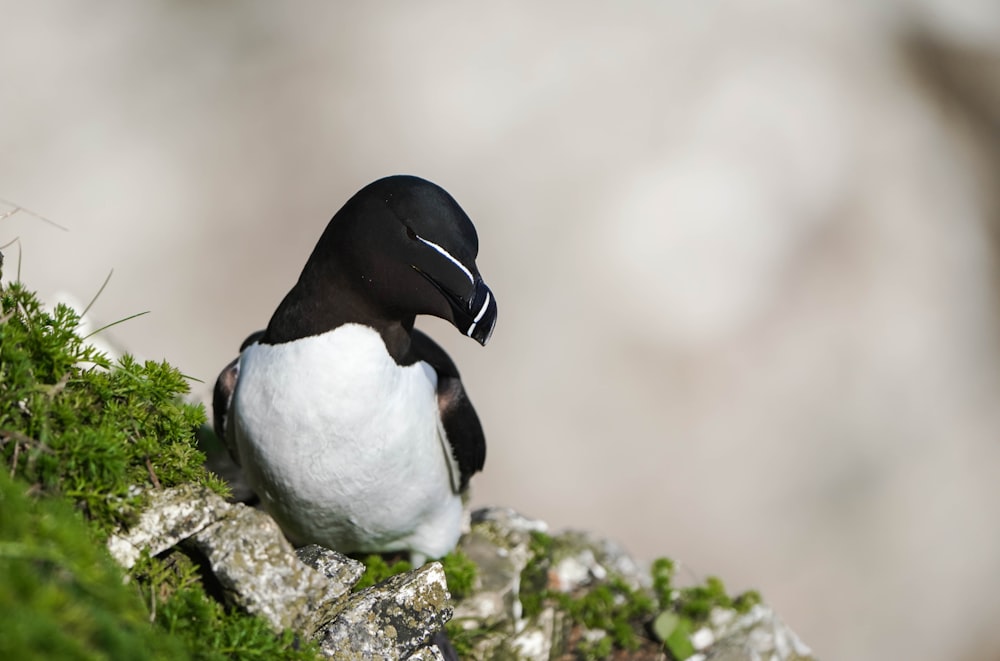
[{"left": 107, "top": 485, "right": 814, "bottom": 660}]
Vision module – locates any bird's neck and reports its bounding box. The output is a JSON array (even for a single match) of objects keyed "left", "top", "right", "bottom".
[{"left": 263, "top": 274, "right": 415, "bottom": 363}]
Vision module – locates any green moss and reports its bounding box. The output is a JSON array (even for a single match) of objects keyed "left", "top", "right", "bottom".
[
  {"left": 442, "top": 620, "right": 477, "bottom": 659},
  {"left": 351, "top": 549, "right": 477, "bottom": 601},
  {"left": 658, "top": 613, "right": 696, "bottom": 660},
  {"left": 440, "top": 549, "right": 477, "bottom": 600},
  {"left": 142, "top": 556, "right": 319, "bottom": 660},
  {"left": 559, "top": 578, "right": 655, "bottom": 652},
  {"left": 518, "top": 532, "right": 657, "bottom": 655},
  {"left": 578, "top": 633, "right": 614, "bottom": 661},
  {"left": 0, "top": 282, "right": 227, "bottom": 538},
  {"left": 733, "top": 588, "right": 763, "bottom": 614},
  {"left": 0, "top": 471, "right": 188, "bottom": 660},
  {"left": 652, "top": 569, "right": 763, "bottom": 660},
  {"left": 516, "top": 533, "right": 763, "bottom": 660},
  {"left": 351, "top": 554, "right": 413, "bottom": 592},
  {"left": 519, "top": 530, "right": 554, "bottom": 618},
  {"left": 651, "top": 556, "right": 676, "bottom": 604},
  {"left": 443, "top": 618, "right": 504, "bottom": 659},
  {"left": 0, "top": 280, "right": 315, "bottom": 660}
]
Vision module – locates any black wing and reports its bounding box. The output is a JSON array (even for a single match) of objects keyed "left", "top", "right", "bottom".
[
  {"left": 212, "top": 330, "right": 266, "bottom": 466},
  {"left": 408, "top": 329, "right": 487, "bottom": 493}
]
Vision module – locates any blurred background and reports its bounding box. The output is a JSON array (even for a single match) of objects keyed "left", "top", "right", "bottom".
[{"left": 3, "top": 2, "right": 1000, "bottom": 659}]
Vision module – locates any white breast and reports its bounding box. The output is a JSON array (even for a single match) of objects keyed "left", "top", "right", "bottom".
[{"left": 230, "top": 323, "right": 463, "bottom": 560}]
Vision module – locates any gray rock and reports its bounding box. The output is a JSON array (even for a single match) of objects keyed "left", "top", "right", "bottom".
[
  {"left": 295, "top": 544, "right": 368, "bottom": 634},
  {"left": 703, "top": 605, "right": 814, "bottom": 661},
  {"left": 454, "top": 507, "right": 547, "bottom": 628},
  {"left": 451, "top": 508, "right": 571, "bottom": 660},
  {"left": 191, "top": 504, "right": 335, "bottom": 634},
  {"left": 471, "top": 507, "right": 549, "bottom": 537},
  {"left": 297, "top": 545, "right": 366, "bottom": 598},
  {"left": 106, "top": 484, "right": 232, "bottom": 569},
  {"left": 317, "top": 562, "right": 453, "bottom": 660},
  {"left": 406, "top": 644, "right": 446, "bottom": 661},
  {"left": 106, "top": 485, "right": 456, "bottom": 655},
  {"left": 545, "top": 529, "right": 649, "bottom": 594},
  {"left": 107, "top": 490, "right": 812, "bottom": 661},
  {"left": 508, "top": 606, "right": 560, "bottom": 661},
  {"left": 451, "top": 508, "right": 815, "bottom": 661}
]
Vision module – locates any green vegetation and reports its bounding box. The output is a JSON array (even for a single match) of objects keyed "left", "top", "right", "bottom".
[
  {"left": 440, "top": 548, "right": 478, "bottom": 600},
  {"left": 351, "top": 554, "right": 414, "bottom": 592},
  {"left": 0, "top": 279, "right": 316, "bottom": 659},
  {"left": 520, "top": 531, "right": 655, "bottom": 655},
  {"left": 352, "top": 548, "right": 478, "bottom": 599},
  {"left": 519, "top": 531, "right": 763, "bottom": 660},
  {"left": 130, "top": 551, "right": 318, "bottom": 660},
  {"left": 0, "top": 470, "right": 187, "bottom": 660},
  {"left": 0, "top": 281, "right": 227, "bottom": 538}
]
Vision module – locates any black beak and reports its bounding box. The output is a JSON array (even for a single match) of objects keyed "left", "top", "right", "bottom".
[
  {"left": 416, "top": 268, "right": 497, "bottom": 346},
  {"left": 457, "top": 278, "right": 497, "bottom": 346}
]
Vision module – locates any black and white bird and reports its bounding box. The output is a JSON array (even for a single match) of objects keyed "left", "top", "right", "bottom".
[{"left": 213, "top": 175, "right": 497, "bottom": 564}]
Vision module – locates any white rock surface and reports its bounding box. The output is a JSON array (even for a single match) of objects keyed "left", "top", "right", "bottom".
[{"left": 106, "top": 484, "right": 230, "bottom": 569}]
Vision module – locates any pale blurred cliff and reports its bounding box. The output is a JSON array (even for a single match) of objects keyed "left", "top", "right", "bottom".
[{"left": 3, "top": 2, "right": 1000, "bottom": 660}]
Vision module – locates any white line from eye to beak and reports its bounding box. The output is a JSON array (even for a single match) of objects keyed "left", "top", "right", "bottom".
[
  {"left": 415, "top": 236, "right": 475, "bottom": 287},
  {"left": 466, "top": 291, "right": 492, "bottom": 337}
]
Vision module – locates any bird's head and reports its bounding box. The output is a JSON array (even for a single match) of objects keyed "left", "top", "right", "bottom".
[{"left": 312, "top": 175, "right": 497, "bottom": 345}]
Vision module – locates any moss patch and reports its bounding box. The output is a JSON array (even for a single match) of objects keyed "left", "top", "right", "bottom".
[
  {"left": 0, "top": 471, "right": 188, "bottom": 660},
  {"left": 132, "top": 550, "right": 318, "bottom": 660},
  {"left": 518, "top": 532, "right": 763, "bottom": 660},
  {"left": 440, "top": 549, "right": 477, "bottom": 600},
  {"left": 351, "top": 554, "right": 414, "bottom": 592},
  {"left": 0, "top": 281, "right": 227, "bottom": 538},
  {"left": 352, "top": 548, "right": 478, "bottom": 600},
  {"left": 0, "top": 279, "right": 317, "bottom": 659}
]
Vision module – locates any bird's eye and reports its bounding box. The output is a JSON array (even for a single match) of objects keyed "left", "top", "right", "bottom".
[{"left": 405, "top": 226, "right": 418, "bottom": 240}]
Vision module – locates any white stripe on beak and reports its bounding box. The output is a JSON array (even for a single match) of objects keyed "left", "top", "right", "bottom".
[
  {"left": 466, "top": 291, "right": 492, "bottom": 337},
  {"left": 416, "top": 236, "right": 475, "bottom": 287}
]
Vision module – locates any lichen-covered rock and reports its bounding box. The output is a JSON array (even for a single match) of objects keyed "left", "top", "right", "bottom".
[
  {"left": 546, "top": 530, "right": 649, "bottom": 593},
  {"left": 508, "top": 606, "right": 561, "bottom": 661},
  {"left": 449, "top": 508, "right": 571, "bottom": 659},
  {"left": 297, "top": 544, "right": 366, "bottom": 592},
  {"left": 107, "top": 489, "right": 811, "bottom": 661},
  {"left": 106, "top": 486, "right": 456, "bottom": 657},
  {"left": 452, "top": 507, "right": 547, "bottom": 627},
  {"left": 317, "top": 562, "right": 453, "bottom": 660},
  {"left": 106, "top": 484, "right": 232, "bottom": 568},
  {"left": 451, "top": 508, "right": 815, "bottom": 661},
  {"left": 296, "top": 544, "right": 367, "bottom": 631},
  {"left": 191, "top": 504, "right": 335, "bottom": 634},
  {"left": 406, "top": 644, "right": 447, "bottom": 661},
  {"left": 696, "top": 605, "right": 813, "bottom": 661}
]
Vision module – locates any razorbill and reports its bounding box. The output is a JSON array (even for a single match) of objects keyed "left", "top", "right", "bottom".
[{"left": 213, "top": 175, "right": 497, "bottom": 564}]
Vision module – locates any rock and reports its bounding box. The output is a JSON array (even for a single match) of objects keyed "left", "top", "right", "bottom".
[
  {"left": 546, "top": 530, "right": 649, "bottom": 593},
  {"left": 406, "top": 644, "right": 446, "bottom": 661},
  {"left": 107, "top": 489, "right": 812, "bottom": 661},
  {"left": 106, "top": 485, "right": 365, "bottom": 637},
  {"left": 451, "top": 507, "right": 815, "bottom": 661},
  {"left": 702, "top": 605, "right": 813, "bottom": 661},
  {"left": 316, "top": 562, "right": 453, "bottom": 660},
  {"left": 295, "top": 544, "right": 368, "bottom": 634},
  {"left": 450, "top": 508, "right": 574, "bottom": 659},
  {"left": 297, "top": 544, "right": 366, "bottom": 597},
  {"left": 106, "top": 483, "right": 231, "bottom": 569},
  {"left": 106, "top": 485, "right": 456, "bottom": 657},
  {"left": 453, "top": 507, "right": 547, "bottom": 627},
  {"left": 509, "top": 606, "right": 560, "bottom": 661},
  {"left": 190, "top": 504, "right": 335, "bottom": 634}
]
